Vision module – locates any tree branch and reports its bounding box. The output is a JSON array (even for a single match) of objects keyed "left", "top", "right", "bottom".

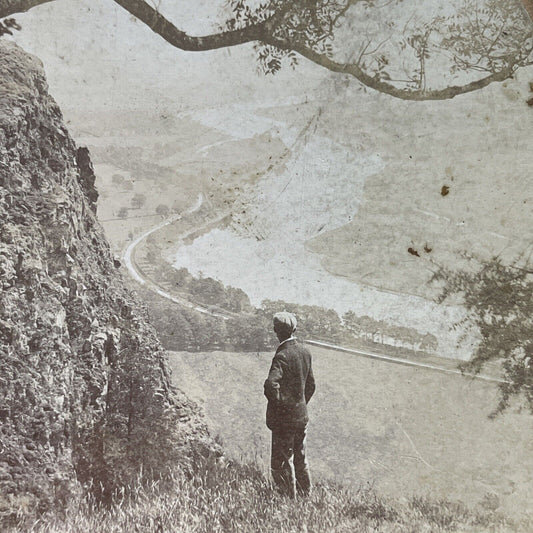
[
  {"left": 111, "top": 0, "right": 272, "bottom": 51},
  {"left": 111, "top": 0, "right": 519, "bottom": 100},
  {"left": 1, "top": 0, "right": 526, "bottom": 101},
  {"left": 0, "top": 0, "right": 55, "bottom": 18},
  {"left": 264, "top": 34, "right": 516, "bottom": 100}
]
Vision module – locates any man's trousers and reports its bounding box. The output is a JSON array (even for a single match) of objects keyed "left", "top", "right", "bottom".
[{"left": 270, "top": 424, "right": 311, "bottom": 498}]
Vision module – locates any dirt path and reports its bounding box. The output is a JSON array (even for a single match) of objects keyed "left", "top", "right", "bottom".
[
  {"left": 306, "top": 340, "right": 507, "bottom": 384},
  {"left": 122, "top": 193, "right": 232, "bottom": 319}
]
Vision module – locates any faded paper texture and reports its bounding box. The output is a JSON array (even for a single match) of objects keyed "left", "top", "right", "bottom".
[{"left": 4, "top": 0, "right": 533, "bottom": 529}]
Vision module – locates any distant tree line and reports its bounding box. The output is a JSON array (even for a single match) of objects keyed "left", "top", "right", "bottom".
[
  {"left": 136, "top": 276, "right": 438, "bottom": 356},
  {"left": 260, "top": 301, "right": 438, "bottom": 353},
  {"left": 342, "top": 311, "right": 438, "bottom": 352},
  {"left": 154, "top": 264, "right": 254, "bottom": 315},
  {"left": 135, "top": 238, "right": 438, "bottom": 354},
  {"left": 137, "top": 286, "right": 273, "bottom": 352}
]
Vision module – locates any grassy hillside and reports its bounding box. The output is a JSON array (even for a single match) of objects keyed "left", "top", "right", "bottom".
[
  {"left": 168, "top": 346, "right": 533, "bottom": 520},
  {"left": 304, "top": 85, "right": 533, "bottom": 300}
]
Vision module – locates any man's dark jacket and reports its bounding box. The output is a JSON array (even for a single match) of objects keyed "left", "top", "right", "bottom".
[{"left": 264, "top": 339, "right": 315, "bottom": 431}]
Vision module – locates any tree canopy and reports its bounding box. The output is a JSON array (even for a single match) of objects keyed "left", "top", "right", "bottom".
[{"left": 1, "top": 0, "right": 533, "bottom": 100}]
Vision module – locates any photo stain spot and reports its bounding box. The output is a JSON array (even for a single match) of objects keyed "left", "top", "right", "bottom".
[
  {"left": 441, "top": 185, "right": 450, "bottom": 196},
  {"left": 424, "top": 244, "right": 432, "bottom": 253},
  {"left": 408, "top": 247, "right": 420, "bottom": 257}
]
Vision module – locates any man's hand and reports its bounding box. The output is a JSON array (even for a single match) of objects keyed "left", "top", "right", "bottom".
[
  {"left": 305, "top": 366, "right": 315, "bottom": 404},
  {"left": 264, "top": 380, "right": 280, "bottom": 402},
  {"left": 264, "top": 353, "right": 288, "bottom": 401}
]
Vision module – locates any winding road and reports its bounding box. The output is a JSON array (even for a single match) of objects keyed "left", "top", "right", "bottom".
[{"left": 123, "top": 193, "right": 232, "bottom": 319}]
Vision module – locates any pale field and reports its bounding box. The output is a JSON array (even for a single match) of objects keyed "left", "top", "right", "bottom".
[
  {"left": 168, "top": 346, "right": 533, "bottom": 520},
  {"left": 91, "top": 115, "right": 292, "bottom": 254},
  {"left": 304, "top": 79, "right": 533, "bottom": 299}
]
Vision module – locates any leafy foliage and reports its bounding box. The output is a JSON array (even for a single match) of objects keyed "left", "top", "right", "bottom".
[
  {"left": 224, "top": 0, "right": 533, "bottom": 93},
  {"left": 442, "top": 0, "right": 533, "bottom": 75},
  {"left": 0, "top": 17, "right": 21, "bottom": 36},
  {"left": 436, "top": 258, "right": 533, "bottom": 415},
  {"left": 224, "top": 0, "right": 360, "bottom": 74},
  {"left": 3, "top": 0, "right": 533, "bottom": 98}
]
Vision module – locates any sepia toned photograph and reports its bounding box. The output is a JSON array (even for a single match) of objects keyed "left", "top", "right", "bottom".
[{"left": 0, "top": 0, "right": 532, "bottom": 531}]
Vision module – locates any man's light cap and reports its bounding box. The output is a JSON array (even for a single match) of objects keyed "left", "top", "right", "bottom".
[{"left": 273, "top": 312, "right": 297, "bottom": 333}]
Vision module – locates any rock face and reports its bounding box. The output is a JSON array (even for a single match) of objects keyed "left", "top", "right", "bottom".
[{"left": 0, "top": 41, "right": 211, "bottom": 525}]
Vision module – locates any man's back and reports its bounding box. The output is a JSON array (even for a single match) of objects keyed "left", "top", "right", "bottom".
[{"left": 264, "top": 339, "right": 315, "bottom": 430}]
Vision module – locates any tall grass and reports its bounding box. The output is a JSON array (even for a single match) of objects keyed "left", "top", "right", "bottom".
[{"left": 8, "top": 456, "right": 525, "bottom": 533}]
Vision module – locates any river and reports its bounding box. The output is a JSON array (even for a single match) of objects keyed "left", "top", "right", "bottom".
[{"left": 172, "top": 103, "right": 472, "bottom": 359}]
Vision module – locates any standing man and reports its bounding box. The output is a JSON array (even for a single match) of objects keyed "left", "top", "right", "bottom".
[{"left": 264, "top": 312, "right": 316, "bottom": 498}]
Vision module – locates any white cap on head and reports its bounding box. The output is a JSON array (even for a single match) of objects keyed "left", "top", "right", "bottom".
[{"left": 273, "top": 312, "right": 297, "bottom": 334}]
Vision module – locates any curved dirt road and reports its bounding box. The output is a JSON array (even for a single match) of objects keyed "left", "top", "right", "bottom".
[{"left": 123, "top": 193, "right": 232, "bottom": 319}]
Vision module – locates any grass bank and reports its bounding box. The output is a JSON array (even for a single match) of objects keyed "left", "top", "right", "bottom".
[{"left": 9, "top": 458, "right": 522, "bottom": 533}]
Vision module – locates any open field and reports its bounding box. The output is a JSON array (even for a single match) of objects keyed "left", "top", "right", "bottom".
[
  {"left": 168, "top": 346, "right": 533, "bottom": 520},
  {"left": 303, "top": 85, "right": 533, "bottom": 300},
  {"left": 92, "top": 126, "right": 290, "bottom": 256}
]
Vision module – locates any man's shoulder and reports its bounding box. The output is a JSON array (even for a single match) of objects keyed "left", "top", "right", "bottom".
[
  {"left": 280, "top": 339, "right": 311, "bottom": 357},
  {"left": 298, "top": 342, "right": 312, "bottom": 361}
]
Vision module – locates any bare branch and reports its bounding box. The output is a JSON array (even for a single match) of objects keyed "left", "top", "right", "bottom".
[
  {"left": 111, "top": 0, "right": 274, "bottom": 51},
  {"left": 109, "top": 0, "right": 520, "bottom": 100},
  {"left": 2, "top": 0, "right": 530, "bottom": 101},
  {"left": 0, "top": 0, "right": 55, "bottom": 18}
]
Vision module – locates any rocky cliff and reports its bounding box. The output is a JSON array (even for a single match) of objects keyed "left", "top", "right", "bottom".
[{"left": 0, "top": 41, "right": 212, "bottom": 526}]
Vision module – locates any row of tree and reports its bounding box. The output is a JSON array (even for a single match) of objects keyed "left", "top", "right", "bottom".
[
  {"left": 342, "top": 311, "right": 438, "bottom": 352},
  {"left": 260, "top": 300, "right": 438, "bottom": 352},
  {"left": 139, "top": 288, "right": 273, "bottom": 352},
  {"left": 154, "top": 265, "right": 254, "bottom": 315},
  {"left": 139, "top": 271, "right": 438, "bottom": 355},
  {"left": 135, "top": 227, "right": 441, "bottom": 352}
]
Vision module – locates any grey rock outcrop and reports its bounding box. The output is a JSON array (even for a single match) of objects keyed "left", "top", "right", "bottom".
[{"left": 0, "top": 41, "right": 213, "bottom": 526}]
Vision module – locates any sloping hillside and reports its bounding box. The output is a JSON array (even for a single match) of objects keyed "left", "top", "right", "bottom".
[
  {"left": 168, "top": 347, "right": 533, "bottom": 519},
  {"left": 0, "top": 41, "right": 213, "bottom": 527}
]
